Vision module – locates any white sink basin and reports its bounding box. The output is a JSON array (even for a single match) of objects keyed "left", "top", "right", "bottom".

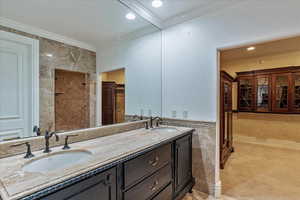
[
  {"left": 22, "top": 150, "right": 92, "bottom": 173},
  {"left": 151, "top": 127, "right": 178, "bottom": 132}
]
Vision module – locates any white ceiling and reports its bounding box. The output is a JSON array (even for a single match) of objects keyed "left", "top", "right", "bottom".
[
  {"left": 0, "top": 0, "right": 243, "bottom": 49},
  {"left": 136, "top": 0, "right": 242, "bottom": 25},
  {"left": 0, "top": 0, "right": 157, "bottom": 47}
]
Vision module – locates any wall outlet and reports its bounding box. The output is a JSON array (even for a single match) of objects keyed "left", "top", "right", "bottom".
[
  {"left": 172, "top": 110, "right": 177, "bottom": 118},
  {"left": 183, "top": 111, "right": 188, "bottom": 119}
]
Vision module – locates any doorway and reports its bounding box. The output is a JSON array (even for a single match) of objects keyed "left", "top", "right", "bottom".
[
  {"left": 101, "top": 69, "right": 125, "bottom": 125},
  {"left": 55, "top": 69, "right": 90, "bottom": 131},
  {"left": 219, "top": 35, "right": 300, "bottom": 200},
  {"left": 0, "top": 31, "right": 39, "bottom": 140}
]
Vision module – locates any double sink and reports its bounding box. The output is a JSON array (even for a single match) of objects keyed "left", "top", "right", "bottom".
[{"left": 21, "top": 127, "right": 178, "bottom": 174}]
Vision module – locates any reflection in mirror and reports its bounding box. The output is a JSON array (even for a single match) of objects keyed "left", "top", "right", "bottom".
[{"left": 0, "top": 0, "right": 162, "bottom": 141}]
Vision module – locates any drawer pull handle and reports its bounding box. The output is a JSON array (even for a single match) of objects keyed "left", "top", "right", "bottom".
[
  {"left": 148, "top": 156, "right": 159, "bottom": 167},
  {"left": 150, "top": 180, "right": 159, "bottom": 191}
]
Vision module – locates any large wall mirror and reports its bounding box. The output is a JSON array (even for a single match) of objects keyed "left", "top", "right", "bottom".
[{"left": 0, "top": 0, "right": 162, "bottom": 141}]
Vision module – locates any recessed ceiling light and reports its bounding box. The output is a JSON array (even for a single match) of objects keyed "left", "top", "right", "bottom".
[
  {"left": 126, "top": 12, "right": 136, "bottom": 20},
  {"left": 152, "top": 0, "right": 163, "bottom": 8},
  {"left": 46, "top": 53, "right": 53, "bottom": 57},
  {"left": 247, "top": 46, "right": 256, "bottom": 51}
]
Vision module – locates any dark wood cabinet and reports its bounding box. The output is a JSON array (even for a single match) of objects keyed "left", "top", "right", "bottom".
[
  {"left": 36, "top": 132, "right": 194, "bottom": 200},
  {"left": 174, "top": 135, "right": 192, "bottom": 195},
  {"left": 237, "top": 66, "right": 300, "bottom": 114},
  {"left": 292, "top": 72, "right": 300, "bottom": 112},
  {"left": 220, "top": 71, "right": 234, "bottom": 169},
  {"left": 152, "top": 184, "right": 172, "bottom": 200},
  {"left": 41, "top": 167, "right": 117, "bottom": 200}
]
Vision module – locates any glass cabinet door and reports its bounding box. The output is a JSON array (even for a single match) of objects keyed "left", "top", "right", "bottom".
[
  {"left": 272, "top": 73, "right": 290, "bottom": 112},
  {"left": 292, "top": 73, "right": 300, "bottom": 112},
  {"left": 255, "top": 75, "right": 270, "bottom": 112},
  {"left": 238, "top": 76, "right": 254, "bottom": 111}
]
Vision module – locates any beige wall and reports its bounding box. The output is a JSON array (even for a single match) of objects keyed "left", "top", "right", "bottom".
[
  {"left": 222, "top": 50, "right": 300, "bottom": 78},
  {"left": 221, "top": 50, "right": 300, "bottom": 143},
  {"left": 233, "top": 112, "right": 300, "bottom": 142},
  {"left": 102, "top": 68, "right": 125, "bottom": 84}
]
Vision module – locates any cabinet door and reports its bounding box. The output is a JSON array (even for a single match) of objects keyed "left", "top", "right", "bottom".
[
  {"left": 175, "top": 134, "right": 192, "bottom": 194},
  {"left": 238, "top": 76, "right": 254, "bottom": 111},
  {"left": 255, "top": 75, "right": 271, "bottom": 112},
  {"left": 291, "top": 73, "right": 300, "bottom": 112},
  {"left": 41, "top": 168, "right": 116, "bottom": 200},
  {"left": 272, "top": 73, "right": 290, "bottom": 112}
]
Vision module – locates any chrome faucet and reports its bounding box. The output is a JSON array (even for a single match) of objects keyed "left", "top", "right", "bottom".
[
  {"left": 43, "top": 131, "right": 60, "bottom": 153},
  {"left": 150, "top": 116, "right": 163, "bottom": 128}
]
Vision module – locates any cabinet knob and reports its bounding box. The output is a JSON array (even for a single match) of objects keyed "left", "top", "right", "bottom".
[
  {"left": 150, "top": 180, "right": 159, "bottom": 191},
  {"left": 148, "top": 156, "right": 159, "bottom": 167}
]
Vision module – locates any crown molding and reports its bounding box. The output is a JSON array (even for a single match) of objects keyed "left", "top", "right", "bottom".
[
  {"left": 118, "top": 0, "right": 163, "bottom": 29},
  {"left": 0, "top": 17, "right": 96, "bottom": 52}
]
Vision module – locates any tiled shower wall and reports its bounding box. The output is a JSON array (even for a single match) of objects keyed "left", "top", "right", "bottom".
[{"left": 0, "top": 25, "right": 97, "bottom": 132}]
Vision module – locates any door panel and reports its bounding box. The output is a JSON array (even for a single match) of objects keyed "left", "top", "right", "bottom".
[
  {"left": 220, "top": 71, "right": 234, "bottom": 169},
  {"left": 41, "top": 167, "right": 116, "bottom": 200},
  {"left": 272, "top": 73, "right": 290, "bottom": 112},
  {"left": 0, "top": 36, "right": 34, "bottom": 140},
  {"left": 102, "top": 82, "right": 116, "bottom": 125},
  {"left": 255, "top": 75, "right": 271, "bottom": 112},
  {"left": 291, "top": 73, "right": 300, "bottom": 112},
  {"left": 175, "top": 135, "right": 192, "bottom": 194},
  {"left": 115, "top": 85, "right": 125, "bottom": 123}
]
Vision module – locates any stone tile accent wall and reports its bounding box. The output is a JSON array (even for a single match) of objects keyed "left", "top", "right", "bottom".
[
  {"left": 162, "top": 118, "right": 217, "bottom": 196},
  {"left": 0, "top": 25, "right": 97, "bottom": 132},
  {"left": 0, "top": 121, "right": 146, "bottom": 159}
]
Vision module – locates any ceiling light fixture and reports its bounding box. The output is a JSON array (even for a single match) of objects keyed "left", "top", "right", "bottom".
[
  {"left": 45, "top": 53, "right": 53, "bottom": 57},
  {"left": 126, "top": 12, "right": 136, "bottom": 20},
  {"left": 247, "top": 46, "right": 256, "bottom": 51},
  {"left": 152, "top": 0, "right": 163, "bottom": 8}
]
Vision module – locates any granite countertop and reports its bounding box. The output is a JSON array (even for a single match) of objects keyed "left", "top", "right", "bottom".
[{"left": 0, "top": 126, "right": 193, "bottom": 200}]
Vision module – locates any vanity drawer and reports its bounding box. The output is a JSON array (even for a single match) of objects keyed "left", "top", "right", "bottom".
[
  {"left": 124, "top": 164, "right": 172, "bottom": 200},
  {"left": 151, "top": 184, "right": 172, "bottom": 200},
  {"left": 124, "top": 143, "right": 171, "bottom": 188}
]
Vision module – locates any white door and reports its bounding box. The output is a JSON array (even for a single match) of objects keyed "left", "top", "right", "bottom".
[{"left": 0, "top": 31, "right": 39, "bottom": 141}]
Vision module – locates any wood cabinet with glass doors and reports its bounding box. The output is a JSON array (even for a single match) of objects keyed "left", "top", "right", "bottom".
[{"left": 237, "top": 66, "right": 300, "bottom": 114}]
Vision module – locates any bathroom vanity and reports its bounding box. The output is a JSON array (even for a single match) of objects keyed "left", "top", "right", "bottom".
[{"left": 0, "top": 126, "right": 195, "bottom": 200}]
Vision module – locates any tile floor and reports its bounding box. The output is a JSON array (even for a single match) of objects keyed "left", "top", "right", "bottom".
[
  {"left": 183, "top": 140, "right": 300, "bottom": 200},
  {"left": 221, "top": 141, "right": 300, "bottom": 200}
]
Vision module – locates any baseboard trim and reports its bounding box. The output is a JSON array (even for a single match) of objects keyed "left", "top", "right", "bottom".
[{"left": 212, "top": 180, "right": 222, "bottom": 199}]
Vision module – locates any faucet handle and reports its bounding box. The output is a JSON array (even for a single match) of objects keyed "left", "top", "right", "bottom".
[
  {"left": 156, "top": 118, "right": 163, "bottom": 127},
  {"left": 33, "top": 126, "right": 41, "bottom": 136},
  {"left": 144, "top": 121, "right": 149, "bottom": 129},
  {"left": 63, "top": 135, "right": 78, "bottom": 150},
  {"left": 11, "top": 142, "right": 34, "bottom": 159}
]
